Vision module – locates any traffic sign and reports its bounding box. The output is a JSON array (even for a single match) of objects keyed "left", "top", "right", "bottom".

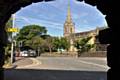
[{"left": 6, "top": 28, "right": 19, "bottom": 32}]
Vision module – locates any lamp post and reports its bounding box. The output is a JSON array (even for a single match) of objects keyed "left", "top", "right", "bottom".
[{"left": 10, "top": 14, "right": 15, "bottom": 64}]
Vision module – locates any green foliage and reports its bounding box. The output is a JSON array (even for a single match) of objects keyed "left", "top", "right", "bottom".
[
  {"left": 4, "top": 44, "right": 11, "bottom": 64},
  {"left": 53, "top": 37, "right": 70, "bottom": 52},
  {"left": 53, "top": 37, "right": 61, "bottom": 50},
  {"left": 74, "top": 37, "right": 94, "bottom": 54},
  {"left": 5, "top": 17, "right": 13, "bottom": 41},
  {"left": 4, "top": 17, "right": 12, "bottom": 64},
  {"left": 5, "top": 17, "right": 12, "bottom": 29},
  {"left": 15, "top": 24, "right": 49, "bottom": 54},
  {"left": 16, "top": 24, "right": 47, "bottom": 41},
  {"left": 60, "top": 37, "right": 70, "bottom": 50},
  {"left": 15, "top": 24, "right": 70, "bottom": 54}
]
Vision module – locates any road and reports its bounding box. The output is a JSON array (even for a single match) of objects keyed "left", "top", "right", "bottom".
[
  {"left": 19, "top": 57, "right": 109, "bottom": 71},
  {"left": 5, "top": 57, "right": 109, "bottom": 80}
]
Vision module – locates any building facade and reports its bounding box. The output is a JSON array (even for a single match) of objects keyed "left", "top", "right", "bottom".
[{"left": 63, "top": 1, "right": 107, "bottom": 53}]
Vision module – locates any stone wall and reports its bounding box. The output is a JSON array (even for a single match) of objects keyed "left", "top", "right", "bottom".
[{"left": 79, "top": 51, "right": 107, "bottom": 57}]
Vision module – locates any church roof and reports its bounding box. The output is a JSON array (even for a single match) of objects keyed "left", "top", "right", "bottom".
[{"left": 72, "top": 27, "right": 106, "bottom": 37}]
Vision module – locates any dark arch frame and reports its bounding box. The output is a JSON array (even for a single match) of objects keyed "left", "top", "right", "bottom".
[{"left": 0, "top": 0, "right": 116, "bottom": 80}]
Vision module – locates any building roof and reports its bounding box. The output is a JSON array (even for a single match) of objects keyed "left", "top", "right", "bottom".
[{"left": 71, "top": 27, "right": 107, "bottom": 37}]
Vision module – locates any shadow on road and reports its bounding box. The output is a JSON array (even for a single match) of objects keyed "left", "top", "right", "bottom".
[{"left": 4, "top": 69, "right": 107, "bottom": 80}]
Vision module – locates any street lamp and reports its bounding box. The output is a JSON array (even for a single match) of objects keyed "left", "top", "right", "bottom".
[{"left": 10, "top": 14, "right": 15, "bottom": 64}]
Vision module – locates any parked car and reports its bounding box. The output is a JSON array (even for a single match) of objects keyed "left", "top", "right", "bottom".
[
  {"left": 28, "top": 49, "right": 37, "bottom": 57},
  {"left": 19, "top": 46, "right": 37, "bottom": 57},
  {"left": 20, "top": 50, "right": 28, "bottom": 57}
]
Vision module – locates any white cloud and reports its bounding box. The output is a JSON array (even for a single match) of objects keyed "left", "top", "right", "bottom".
[
  {"left": 24, "top": 17, "right": 64, "bottom": 30},
  {"left": 15, "top": 16, "right": 31, "bottom": 24}
]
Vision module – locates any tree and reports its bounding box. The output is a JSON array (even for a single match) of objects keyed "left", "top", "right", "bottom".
[
  {"left": 5, "top": 17, "right": 13, "bottom": 42},
  {"left": 45, "top": 36, "right": 54, "bottom": 54},
  {"left": 74, "top": 37, "right": 94, "bottom": 56},
  {"left": 53, "top": 37, "right": 70, "bottom": 53},
  {"left": 4, "top": 17, "right": 13, "bottom": 65},
  {"left": 59, "top": 37, "right": 70, "bottom": 51},
  {"left": 16, "top": 24, "right": 47, "bottom": 46},
  {"left": 17, "top": 24, "right": 47, "bottom": 41},
  {"left": 53, "top": 37, "right": 60, "bottom": 51}
]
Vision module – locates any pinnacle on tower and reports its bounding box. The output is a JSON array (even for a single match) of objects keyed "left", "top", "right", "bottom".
[{"left": 66, "top": 0, "right": 72, "bottom": 22}]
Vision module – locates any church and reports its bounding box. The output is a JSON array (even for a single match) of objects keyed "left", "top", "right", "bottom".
[{"left": 63, "top": 1, "right": 107, "bottom": 53}]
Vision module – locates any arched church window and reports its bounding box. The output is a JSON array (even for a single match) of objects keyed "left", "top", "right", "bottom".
[{"left": 70, "top": 28, "right": 73, "bottom": 33}]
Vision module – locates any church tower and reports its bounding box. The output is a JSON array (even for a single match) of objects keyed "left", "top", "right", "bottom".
[
  {"left": 63, "top": 0, "right": 77, "bottom": 52},
  {"left": 64, "top": 0, "right": 75, "bottom": 37}
]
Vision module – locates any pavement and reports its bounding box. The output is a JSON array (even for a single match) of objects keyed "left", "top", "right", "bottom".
[
  {"left": 14, "top": 58, "right": 32, "bottom": 67},
  {"left": 3, "top": 57, "right": 37, "bottom": 69}
]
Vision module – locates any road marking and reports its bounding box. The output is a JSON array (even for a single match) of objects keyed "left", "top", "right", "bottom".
[{"left": 78, "top": 59, "right": 109, "bottom": 69}]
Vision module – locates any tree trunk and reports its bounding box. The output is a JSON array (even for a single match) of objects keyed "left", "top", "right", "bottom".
[{"left": 48, "top": 45, "right": 52, "bottom": 54}]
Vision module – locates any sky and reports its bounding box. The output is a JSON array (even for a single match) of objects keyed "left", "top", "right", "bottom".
[{"left": 15, "top": 0, "right": 107, "bottom": 37}]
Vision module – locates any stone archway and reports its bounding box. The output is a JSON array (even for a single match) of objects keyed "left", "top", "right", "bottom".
[{"left": 0, "top": 0, "right": 116, "bottom": 80}]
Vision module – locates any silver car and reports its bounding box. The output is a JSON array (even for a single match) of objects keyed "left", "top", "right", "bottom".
[
  {"left": 20, "top": 50, "right": 28, "bottom": 57},
  {"left": 28, "top": 49, "right": 37, "bottom": 57}
]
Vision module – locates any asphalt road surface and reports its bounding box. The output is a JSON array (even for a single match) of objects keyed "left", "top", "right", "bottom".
[{"left": 5, "top": 57, "right": 109, "bottom": 80}]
